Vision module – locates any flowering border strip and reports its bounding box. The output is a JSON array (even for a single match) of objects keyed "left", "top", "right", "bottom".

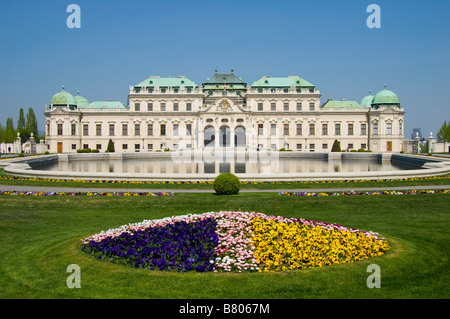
[
  {"left": 1, "top": 173, "right": 449, "bottom": 185},
  {"left": 0, "top": 190, "right": 174, "bottom": 197},
  {"left": 81, "top": 211, "right": 391, "bottom": 273},
  {"left": 278, "top": 189, "right": 450, "bottom": 197}
]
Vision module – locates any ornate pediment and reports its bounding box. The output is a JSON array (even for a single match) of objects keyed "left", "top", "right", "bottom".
[{"left": 203, "top": 98, "right": 246, "bottom": 114}]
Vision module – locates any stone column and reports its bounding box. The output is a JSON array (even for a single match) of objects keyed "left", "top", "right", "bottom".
[{"left": 428, "top": 132, "right": 435, "bottom": 154}]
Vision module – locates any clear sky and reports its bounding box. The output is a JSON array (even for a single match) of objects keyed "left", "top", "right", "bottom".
[{"left": 0, "top": 0, "right": 449, "bottom": 138}]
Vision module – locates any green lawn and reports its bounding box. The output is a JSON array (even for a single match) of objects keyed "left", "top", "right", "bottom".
[
  {"left": 1, "top": 168, "right": 450, "bottom": 190},
  {"left": 0, "top": 192, "right": 448, "bottom": 299}
]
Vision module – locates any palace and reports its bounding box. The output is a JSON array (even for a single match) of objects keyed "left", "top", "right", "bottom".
[{"left": 44, "top": 71, "right": 405, "bottom": 153}]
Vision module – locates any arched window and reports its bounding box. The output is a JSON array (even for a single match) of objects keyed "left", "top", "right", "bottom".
[{"left": 204, "top": 126, "right": 215, "bottom": 147}]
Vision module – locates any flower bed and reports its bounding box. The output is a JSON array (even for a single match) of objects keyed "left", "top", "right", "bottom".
[
  {"left": 278, "top": 189, "right": 450, "bottom": 197},
  {"left": 81, "top": 211, "right": 390, "bottom": 273},
  {"left": 0, "top": 190, "right": 174, "bottom": 197}
]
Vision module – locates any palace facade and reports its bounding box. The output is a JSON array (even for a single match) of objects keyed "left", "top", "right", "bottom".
[{"left": 44, "top": 72, "right": 405, "bottom": 153}]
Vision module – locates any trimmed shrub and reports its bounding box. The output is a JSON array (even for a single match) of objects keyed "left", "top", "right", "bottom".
[
  {"left": 331, "top": 140, "right": 341, "bottom": 152},
  {"left": 214, "top": 173, "right": 240, "bottom": 195},
  {"left": 107, "top": 139, "right": 115, "bottom": 153},
  {"left": 92, "top": 149, "right": 100, "bottom": 153}
]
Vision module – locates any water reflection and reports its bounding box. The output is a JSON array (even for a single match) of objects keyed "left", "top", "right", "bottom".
[{"left": 36, "top": 157, "right": 413, "bottom": 175}]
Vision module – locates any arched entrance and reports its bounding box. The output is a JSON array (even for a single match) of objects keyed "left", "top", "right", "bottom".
[
  {"left": 220, "top": 126, "right": 230, "bottom": 147},
  {"left": 204, "top": 126, "right": 215, "bottom": 147},
  {"left": 234, "top": 126, "right": 246, "bottom": 147}
]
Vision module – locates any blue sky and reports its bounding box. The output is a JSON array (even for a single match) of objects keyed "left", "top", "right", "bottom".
[{"left": 0, "top": 0, "right": 449, "bottom": 138}]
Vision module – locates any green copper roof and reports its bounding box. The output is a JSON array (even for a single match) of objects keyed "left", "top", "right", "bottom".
[
  {"left": 74, "top": 91, "right": 89, "bottom": 108},
  {"left": 202, "top": 73, "right": 247, "bottom": 86},
  {"left": 372, "top": 86, "right": 400, "bottom": 105},
  {"left": 360, "top": 91, "right": 374, "bottom": 107},
  {"left": 322, "top": 100, "right": 362, "bottom": 108},
  {"left": 81, "top": 101, "right": 127, "bottom": 110},
  {"left": 50, "top": 87, "right": 78, "bottom": 106},
  {"left": 134, "top": 76, "right": 196, "bottom": 88},
  {"left": 251, "top": 76, "right": 315, "bottom": 87}
]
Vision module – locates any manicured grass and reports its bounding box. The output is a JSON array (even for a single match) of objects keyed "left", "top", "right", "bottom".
[
  {"left": 0, "top": 192, "right": 448, "bottom": 299},
  {"left": 1, "top": 168, "right": 449, "bottom": 190}
]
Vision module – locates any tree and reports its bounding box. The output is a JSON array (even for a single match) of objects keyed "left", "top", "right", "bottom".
[
  {"left": 17, "top": 108, "right": 25, "bottom": 132},
  {"left": 4, "top": 118, "right": 16, "bottom": 143},
  {"left": 437, "top": 121, "right": 450, "bottom": 153},
  {"left": 331, "top": 139, "right": 341, "bottom": 152},
  {"left": 25, "top": 107, "right": 38, "bottom": 139},
  {"left": 107, "top": 139, "right": 115, "bottom": 152}
]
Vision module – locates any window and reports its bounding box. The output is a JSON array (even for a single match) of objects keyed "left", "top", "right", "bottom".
[
  {"left": 271, "top": 102, "right": 276, "bottom": 111},
  {"left": 72, "top": 144, "right": 76, "bottom": 150},
  {"left": 361, "top": 143, "right": 367, "bottom": 149},
  {"left": 296, "top": 102, "right": 302, "bottom": 111},
  {"left": 322, "top": 123, "right": 328, "bottom": 136},
  {"left": 96, "top": 124, "right": 101, "bottom": 136},
  {"left": 186, "top": 103, "right": 192, "bottom": 111},
  {"left": 309, "top": 143, "right": 315, "bottom": 150},
  {"left": 160, "top": 88, "right": 166, "bottom": 93},
  {"left": 297, "top": 143, "right": 302, "bottom": 150},
  {"left": 173, "top": 124, "right": 179, "bottom": 136},
  {"left": 71, "top": 123, "right": 76, "bottom": 136},
  {"left": 361, "top": 124, "right": 367, "bottom": 136},
  {"left": 147, "top": 102, "right": 153, "bottom": 111},
  {"left": 348, "top": 123, "right": 354, "bottom": 136},
  {"left": 122, "top": 124, "right": 128, "bottom": 136},
  {"left": 270, "top": 88, "right": 276, "bottom": 93},
  {"left": 83, "top": 144, "right": 89, "bottom": 149},
  {"left": 122, "top": 144, "right": 128, "bottom": 150},
  {"left": 258, "top": 103, "right": 263, "bottom": 111},
  {"left": 386, "top": 123, "right": 392, "bottom": 135},
  {"left": 322, "top": 143, "right": 328, "bottom": 150},
  {"left": 258, "top": 88, "right": 263, "bottom": 93},
  {"left": 284, "top": 103, "right": 289, "bottom": 111},
  {"left": 309, "top": 123, "right": 315, "bottom": 136},
  {"left": 335, "top": 123, "right": 341, "bottom": 136},
  {"left": 174, "top": 88, "right": 179, "bottom": 93},
  {"left": 96, "top": 144, "right": 101, "bottom": 150},
  {"left": 309, "top": 88, "right": 315, "bottom": 93},
  {"left": 147, "top": 124, "right": 153, "bottom": 136},
  {"left": 109, "top": 124, "right": 115, "bottom": 136},
  {"left": 399, "top": 122, "right": 403, "bottom": 135},
  {"left": 135, "top": 144, "right": 140, "bottom": 151},
  {"left": 134, "top": 123, "right": 140, "bottom": 136},
  {"left": 258, "top": 124, "right": 264, "bottom": 136},
  {"left": 148, "top": 144, "right": 153, "bottom": 150},
  {"left": 161, "top": 124, "right": 166, "bottom": 136},
  {"left": 283, "top": 88, "right": 289, "bottom": 93},
  {"left": 348, "top": 143, "right": 354, "bottom": 150},
  {"left": 83, "top": 124, "right": 89, "bottom": 136},
  {"left": 271, "top": 124, "right": 276, "bottom": 136},
  {"left": 309, "top": 102, "right": 315, "bottom": 111},
  {"left": 373, "top": 123, "right": 378, "bottom": 135},
  {"left": 173, "top": 103, "right": 179, "bottom": 111},
  {"left": 160, "top": 103, "right": 166, "bottom": 112},
  {"left": 296, "top": 124, "right": 302, "bottom": 136},
  {"left": 135, "top": 103, "right": 140, "bottom": 111},
  {"left": 283, "top": 124, "right": 289, "bottom": 136},
  {"left": 186, "top": 88, "right": 192, "bottom": 93},
  {"left": 186, "top": 124, "right": 192, "bottom": 136}
]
